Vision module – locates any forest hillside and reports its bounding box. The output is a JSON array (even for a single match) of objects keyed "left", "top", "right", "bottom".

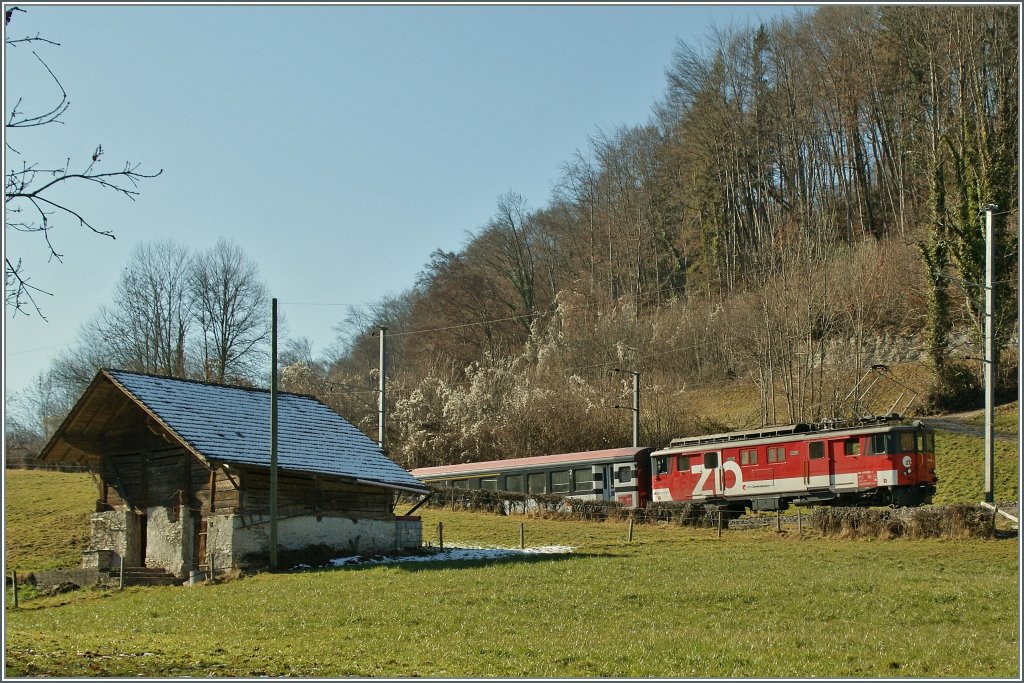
[{"left": 6, "top": 5, "right": 1018, "bottom": 470}]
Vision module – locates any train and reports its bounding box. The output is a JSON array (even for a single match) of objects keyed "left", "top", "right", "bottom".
[{"left": 409, "top": 417, "right": 937, "bottom": 513}]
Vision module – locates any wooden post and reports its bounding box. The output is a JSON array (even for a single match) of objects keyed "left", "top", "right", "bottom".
[
  {"left": 717, "top": 510, "right": 723, "bottom": 538},
  {"left": 119, "top": 555, "right": 125, "bottom": 590},
  {"left": 776, "top": 509, "right": 782, "bottom": 531},
  {"left": 11, "top": 571, "right": 18, "bottom": 609},
  {"left": 519, "top": 522, "right": 525, "bottom": 549},
  {"left": 437, "top": 521, "right": 444, "bottom": 550},
  {"left": 797, "top": 508, "right": 803, "bottom": 536},
  {"left": 628, "top": 518, "right": 634, "bottom": 542}
]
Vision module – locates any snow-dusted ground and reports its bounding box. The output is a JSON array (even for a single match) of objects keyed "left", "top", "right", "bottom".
[{"left": 308, "top": 544, "right": 575, "bottom": 569}]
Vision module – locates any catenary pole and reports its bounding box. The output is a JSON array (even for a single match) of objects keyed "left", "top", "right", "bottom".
[
  {"left": 984, "top": 206, "right": 996, "bottom": 504},
  {"left": 379, "top": 326, "right": 387, "bottom": 450},
  {"left": 270, "top": 298, "right": 279, "bottom": 569},
  {"left": 632, "top": 371, "right": 640, "bottom": 448}
]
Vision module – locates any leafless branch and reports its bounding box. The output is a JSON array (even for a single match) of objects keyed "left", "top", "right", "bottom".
[
  {"left": 6, "top": 52, "right": 69, "bottom": 128},
  {"left": 5, "top": 257, "right": 53, "bottom": 320}
]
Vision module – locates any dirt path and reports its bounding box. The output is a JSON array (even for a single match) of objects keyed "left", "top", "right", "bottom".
[{"left": 918, "top": 416, "right": 1018, "bottom": 442}]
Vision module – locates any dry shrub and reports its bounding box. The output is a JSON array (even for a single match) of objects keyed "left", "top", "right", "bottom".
[
  {"left": 811, "top": 505, "right": 995, "bottom": 539},
  {"left": 420, "top": 486, "right": 718, "bottom": 526}
]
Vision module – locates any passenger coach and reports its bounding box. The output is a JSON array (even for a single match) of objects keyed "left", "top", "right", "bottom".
[{"left": 410, "top": 447, "right": 654, "bottom": 508}]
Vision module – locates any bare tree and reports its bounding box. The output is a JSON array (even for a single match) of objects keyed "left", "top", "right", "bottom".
[
  {"left": 4, "top": 9, "right": 161, "bottom": 318},
  {"left": 191, "top": 238, "right": 271, "bottom": 384},
  {"left": 84, "top": 240, "right": 195, "bottom": 377}
]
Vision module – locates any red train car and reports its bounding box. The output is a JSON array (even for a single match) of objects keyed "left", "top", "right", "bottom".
[
  {"left": 650, "top": 418, "right": 937, "bottom": 512},
  {"left": 411, "top": 418, "right": 937, "bottom": 514}
]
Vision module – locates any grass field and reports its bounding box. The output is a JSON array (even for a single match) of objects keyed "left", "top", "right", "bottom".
[
  {"left": 3, "top": 406, "right": 1020, "bottom": 678},
  {"left": 4, "top": 505, "right": 1019, "bottom": 678}
]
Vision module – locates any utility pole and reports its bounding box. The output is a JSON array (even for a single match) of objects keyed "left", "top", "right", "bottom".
[
  {"left": 269, "top": 298, "right": 279, "bottom": 569},
  {"left": 614, "top": 368, "right": 640, "bottom": 447},
  {"left": 983, "top": 205, "right": 996, "bottom": 504},
  {"left": 378, "top": 326, "right": 387, "bottom": 451}
]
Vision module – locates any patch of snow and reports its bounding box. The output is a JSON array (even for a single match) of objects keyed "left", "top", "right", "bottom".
[{"left": 325, "top": 544, "right": 574, "bottom": 568}]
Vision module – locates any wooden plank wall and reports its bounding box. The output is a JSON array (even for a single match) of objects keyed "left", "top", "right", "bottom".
[
  {"left": 239, "top": 469, "right": 393, "bottom": 519},
  {"left": 102, "top": 449, "right": 384, "bottom": 520},
  {"left": 103, "top": 449, "right": 242, "bottom": 514}
]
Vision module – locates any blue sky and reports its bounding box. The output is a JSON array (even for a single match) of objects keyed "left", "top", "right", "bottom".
[{"left": 3, "top": 2, "right": 805, "bottom": 401}]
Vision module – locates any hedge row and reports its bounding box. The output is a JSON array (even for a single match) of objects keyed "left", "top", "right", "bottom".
[
  {"left": 809, "top": 504, "right": 997, "bottom": 539},
  {"left": 417, "top": 485, "right": 718, "bottom": 527}
]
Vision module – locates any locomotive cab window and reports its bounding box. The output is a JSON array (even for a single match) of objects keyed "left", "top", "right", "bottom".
[
  {"left": 703, "top": 452, "right": 719, "bottom": 469},
  {"left": 921, "top": 430, "right": 935, "bottom": 453},
  {"left": 655, "top": 457, "right": 670, "bottom": 475},
  {"left": 809, "top": 442, "right": 825, "bottom": 459},
  {"left": 844, "top": 440, "right": 860, "bottom": 456},
  {"left": 870, "top": 434, "right": 887, "bottom": 455},
  {"left": 898, "top": 431, "right": 916, "bottom": 453},
  {"left": 677, "top": 455, "right": 690, "bottom": 472}
]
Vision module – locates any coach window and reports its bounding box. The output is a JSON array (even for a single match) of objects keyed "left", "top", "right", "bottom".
[
  {"left": 480, "top": 477, "right": 498, "bottom": 491},
  {"left": 528, "top": 472, "right": 547, "bottom": 494},
  {"left": 505, "top": 474, "right": 523, "bottom": 493},
  {"left": 454, "top": 479, "right": 469, "bottom": 489},
  {"left": 677, "top": 455, "right": 690, "bottom": 472},
  {"left": 573, "top": 468, "right": 593, "bottom": 492},
  {"left": 655, "top": 457, "right": 670, "bottom": 476},
  {"left": 809, "top": 442, "right": 825, "bottom": 459},
  {"left": 551, "top": 470, "right": 571, "bottom": 493},
  {"left": 617, "top": 466, "right": 633, "bottom": 484},
  {"left": 844, "top": 440, "right": 860, "bottom": 456}
]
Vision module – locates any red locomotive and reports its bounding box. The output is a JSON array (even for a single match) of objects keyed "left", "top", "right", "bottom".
[
  {"left": 411, "top": 417, "right": 937, "bottom": 513},
  {"left": 649, "top": 417, "right": 937, "bottom": 512}
]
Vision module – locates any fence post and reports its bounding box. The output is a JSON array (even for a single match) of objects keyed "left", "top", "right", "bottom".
[
  {"left": 519, "top": 522, "right": 525, "bottom": 549},
  {"left": 776, "top": 509, "right": 782, "bottom": 532},
  {"left": 119, "top": 555, "right": 125, "bottom": 590},
  {"left": 437, "top": 521, "right": 444, "bottom": 550},
  {"left": 717, "top": 510, "right": 723, "bottom": 538},
  {"left": 628, "top": 518, "right": 634, "bottom": 542},
  {"left": 797, "top": 508, "right": 803, "bottom": 536},
  {"left": 11, "top": 571, "right": 18, "bottom": 609}
]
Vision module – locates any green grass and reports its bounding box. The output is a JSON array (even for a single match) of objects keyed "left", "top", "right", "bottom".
[
  {"left": 4, "top": 501, "right": 1020, "bottom": 678},
  {"left": 4, "top": 469, "right": 96, "bottom": 572},
  {"left": 4, "top": 419, "right": 1020, "bottom": 679},
  {"left": 933, "top": 430, "right": 1019, "bottom": 505}
]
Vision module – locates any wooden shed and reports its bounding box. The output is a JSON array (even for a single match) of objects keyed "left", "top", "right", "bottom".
[{"left": 38, "top": 369, "right": 428, "bottom": 580}]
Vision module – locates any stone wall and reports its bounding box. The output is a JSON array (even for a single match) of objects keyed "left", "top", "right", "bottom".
[
  {"left": 85, "top": 510, "right": 140, "bottom": 567},
  {"left": 206, "top": 512, "right": 421, "bottom": 568},
  {"left": 395, "top": 516, "right": 422, "bottom": 552},
  {"left": 144, "top": 505, "right": 192, "bottom": 579}
]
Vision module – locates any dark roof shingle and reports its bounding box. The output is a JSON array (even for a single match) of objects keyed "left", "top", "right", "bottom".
[{"left": 106, "top": 370, "right": 426, "bottom": 493}]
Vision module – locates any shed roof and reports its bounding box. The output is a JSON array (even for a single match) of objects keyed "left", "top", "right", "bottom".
[{"left": 41, "top": 369, "right": 428, "bottom": 494}]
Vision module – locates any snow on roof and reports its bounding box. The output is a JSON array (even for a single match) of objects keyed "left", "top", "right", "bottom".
[{"left": 105, "top": 369, "right": 427, "bottom": 493}]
